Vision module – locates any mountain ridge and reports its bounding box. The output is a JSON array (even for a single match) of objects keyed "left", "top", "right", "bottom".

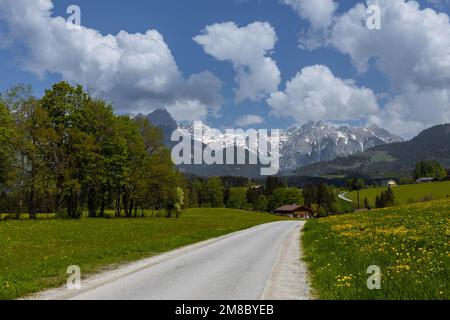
[
  {"left": 143, "top": 109, "right": 405, "bottom": 177},
  {"left": 295, "top": 123, "right": 450, "bottom": 178}
]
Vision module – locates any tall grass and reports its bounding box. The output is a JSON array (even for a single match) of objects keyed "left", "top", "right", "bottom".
[{"left": 302, "top": 200, "right": 449, "bottom": 300}]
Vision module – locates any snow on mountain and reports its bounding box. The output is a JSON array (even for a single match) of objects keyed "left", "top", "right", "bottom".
[
  {"left": 144, "top": 109, "right": 403, "bottom": 172},
  {"left": 279, "top": 121, "right": 403, "bottom": 170},
  {"left": 176, "top": 120, "right": 403, "bottom": 171}
]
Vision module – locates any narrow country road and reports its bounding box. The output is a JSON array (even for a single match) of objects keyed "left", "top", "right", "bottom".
[
  {"left": 338, "top": 192, "right": 353, "bottom": 203},
  {"left": 51, "top": 221, "right": 310, "bottom": 300}
]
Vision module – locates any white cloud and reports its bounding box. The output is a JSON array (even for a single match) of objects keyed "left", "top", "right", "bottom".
[
  {"left": 0, "top": 0, "right": 223, "bottom": 120},
  {"left": 282, "top": 0, "right": 450, "bottom": 137},
  {"left": 194, "top": 21, "right": 281, "bottom": 103},
  {"left": 280, "top": 0, "right": 338, "bottom": 49},
  {"left": 267, "top": 65, "right": 379, "bottom": 124},
  {"left": 281, "top": 0, "right": 337, "bottom": 29},
  {"left": 236, "top": 114, "right": 264, "bottom": 127},
  {"left": 368, "top": 86, "right": 450, "bottom": 138},
  {"left": 329, "top": 0, "right": 450, "bottom": 90},
  {"left": 327, "top": 0, "right": 450, "bottom": 137}
]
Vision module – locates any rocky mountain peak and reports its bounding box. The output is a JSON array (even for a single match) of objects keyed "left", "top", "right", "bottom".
[{"left": 144, "top": 109, "right": 404, "bottom": 175}]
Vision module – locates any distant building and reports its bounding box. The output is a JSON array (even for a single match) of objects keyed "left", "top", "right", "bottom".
[
  {"left": 273, "top": 205, "right": 314, "bottom": 219},
  {"left": 381, "top": 180, "right": 397, "bottom": 187},
  {"left": 387, "top": 180, "right": 397, "bottom": 187},
  {"left": 416, "top": 177, "right": 436, "bottom": 183}
]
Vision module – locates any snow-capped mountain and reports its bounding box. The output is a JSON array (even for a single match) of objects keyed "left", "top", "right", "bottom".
[
  {"left": 279, "top": 121, "right": 403, "bottom": 170},
  {"left": 177, "top": 120, "right": 283, "bottom": 152},
  {"left": 144, "top": 109, "right": 403, "bottom": 173},
  {"left": 176, "top": 120, "right": 403, "bottom": 171}
]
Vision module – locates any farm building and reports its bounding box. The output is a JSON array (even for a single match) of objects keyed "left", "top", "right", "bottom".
[
  {"left": 381, "top": 180, "right": 397, "bottom": 187},
  {"left": 273, "top": 205, "right": 314, "bottom": 219},
  {"left": 416, "top": 177, "right": 436, "bottom": 183}
]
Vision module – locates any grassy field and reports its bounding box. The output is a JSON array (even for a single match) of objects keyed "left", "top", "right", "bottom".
[
  {"left": 302, "top": 200, "right": 449, "bottom": 300},
  {"left": 0, "top": 208, "right": 285, "bottom": 300},
  {"left": 348, "top": 181, "right": 450, "bottom": 206},
  {"left": 0, "top": 213, "right": 57, "bottom": 220}
]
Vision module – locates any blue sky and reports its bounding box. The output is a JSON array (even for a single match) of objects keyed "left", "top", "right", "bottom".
[{"left": 0, "top": 0, "right": 449, "bottom": 137}]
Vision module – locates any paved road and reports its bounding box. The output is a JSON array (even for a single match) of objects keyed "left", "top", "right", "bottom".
[
  {"left": 338, "top": 192, "right": 353, "bottom": 203},
  {"left": 68, "top": 221, "right": 303, "bottom": 300}
]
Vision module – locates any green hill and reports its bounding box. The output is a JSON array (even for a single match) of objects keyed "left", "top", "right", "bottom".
[
  {"left": 296, "top": 124, "right": 450, "bottom": 178},
  {"left": 348, "top": 181, "right": 450, "bottom": 207}
]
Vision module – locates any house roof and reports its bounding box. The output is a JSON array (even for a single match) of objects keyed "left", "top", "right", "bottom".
[
  {"left": 417, "top": 177, "right": 435, "bottom": 182},
  {"left": 274, "top": 205, "right": 311, "bottom": 213}
]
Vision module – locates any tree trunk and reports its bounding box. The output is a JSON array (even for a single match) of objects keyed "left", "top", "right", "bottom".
[
  {"left": 67, "top": 190, "right": 78, "bottom": 218},
  {"left": 122, "top": 192, "right": 129, "bottom": 217},
  {"left": 99, "top": 194, "right": 105, "bottom": 218},
  {"left": 27, "top": 182, "right": 37, "bottom": 220},
  {"left": 87, "top": 187, "right": 96, "bottom": 218},
  {"left": 55, "top": 175, "right": 64, "bottom": 217},
  {"left": 128, "top": 198, "right": 134, "bottom": 218},
  {"left": 115, "top": 190, "right": 121, "bottom": 217}
]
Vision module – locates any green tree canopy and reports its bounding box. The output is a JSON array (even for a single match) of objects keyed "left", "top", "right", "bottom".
[
  {"left": 227, "top": 188, "right": 248, "bottom": 209},
  {"left": 415, "top": 160, "right": 447, "bottom": 180},
  {"left": 207, "top": 177, "right": 225, "bottom": 208},
  {"left": 267, "top": 187, "right": 303, "bottom": 212},
  {"left": 0, "top": 101, "right": 15, "bottom": 188}
]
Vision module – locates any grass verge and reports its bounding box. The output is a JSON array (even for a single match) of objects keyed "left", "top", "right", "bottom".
[
  {"left": 302, "top": 200, "right": 449, "bottom": 300},
  {"left": 0, "top": 208, "right": 285, "bottom": 299}
]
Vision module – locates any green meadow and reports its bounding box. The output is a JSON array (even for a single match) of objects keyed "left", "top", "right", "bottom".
[
  {"left": 302, "top": 200, "right": 449, "bottom": 300},
  {"left": 348, "top": 181, "right": 450, "bottom": 206},
  {"left": 0, "top": 208, "right": 285, "bottom": 300}
]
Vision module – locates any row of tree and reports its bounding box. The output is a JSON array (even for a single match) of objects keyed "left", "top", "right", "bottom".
[
  {"left": 185, "top": 175, "right": 339, "bottom": 217},
  {"left": 414, "top": 160, "right": 448, "bottom": 180},
  {"left": 302, "top": 184, "right": 336, "bottom": 217},
  {"left": 185, "top": 176, "right": 300, "bottom": 212},
  {"left": 375, "top": 188, "right": 396, "bottom": 208},
  {"left": 0, "top": 82, "right": 183, "bottom": 219}
]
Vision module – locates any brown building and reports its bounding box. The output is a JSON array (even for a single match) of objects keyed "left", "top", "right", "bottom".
[{"left": 273, "top": 205, "right": 314, "bottom": 219}]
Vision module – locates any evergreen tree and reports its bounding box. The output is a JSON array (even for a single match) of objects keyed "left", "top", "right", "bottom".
[
  {"left": 265, "top": 176, "right": 284, "bottom": 196},
  {"left": 302, "top": 184, "right": 317, "bottom": 209},
  {"left": 226, "top": 188, "right": 248, "bottom": 209},
  {"left": 415, "top": 160, "right": 448, "bottom": 180},
  {"left": 246, "top": 186, "right": 264, "bottom": 209},
  {"left": 254, "top": 195, "right": 268, "bottom": 212},
  {"left": 207, "top": 177, "right": 224, "bottom": 208},
  {"left": 375, "top": 195, "right": 382, "bottom": 208},
  {"left": 267, "top": 188, "right": 303, "bottom": 212},
  {"left": 190, "top": 179, "right": 202, "bottom": 208},
  {"left": 316, "top": 183, "right": 335, "bottom": 212},
  {"left": 376, "top": 187, "right": 395, "bottom": 208},
  {"left": 364, "top": 197, "right": 370, "bottom": 210}
]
